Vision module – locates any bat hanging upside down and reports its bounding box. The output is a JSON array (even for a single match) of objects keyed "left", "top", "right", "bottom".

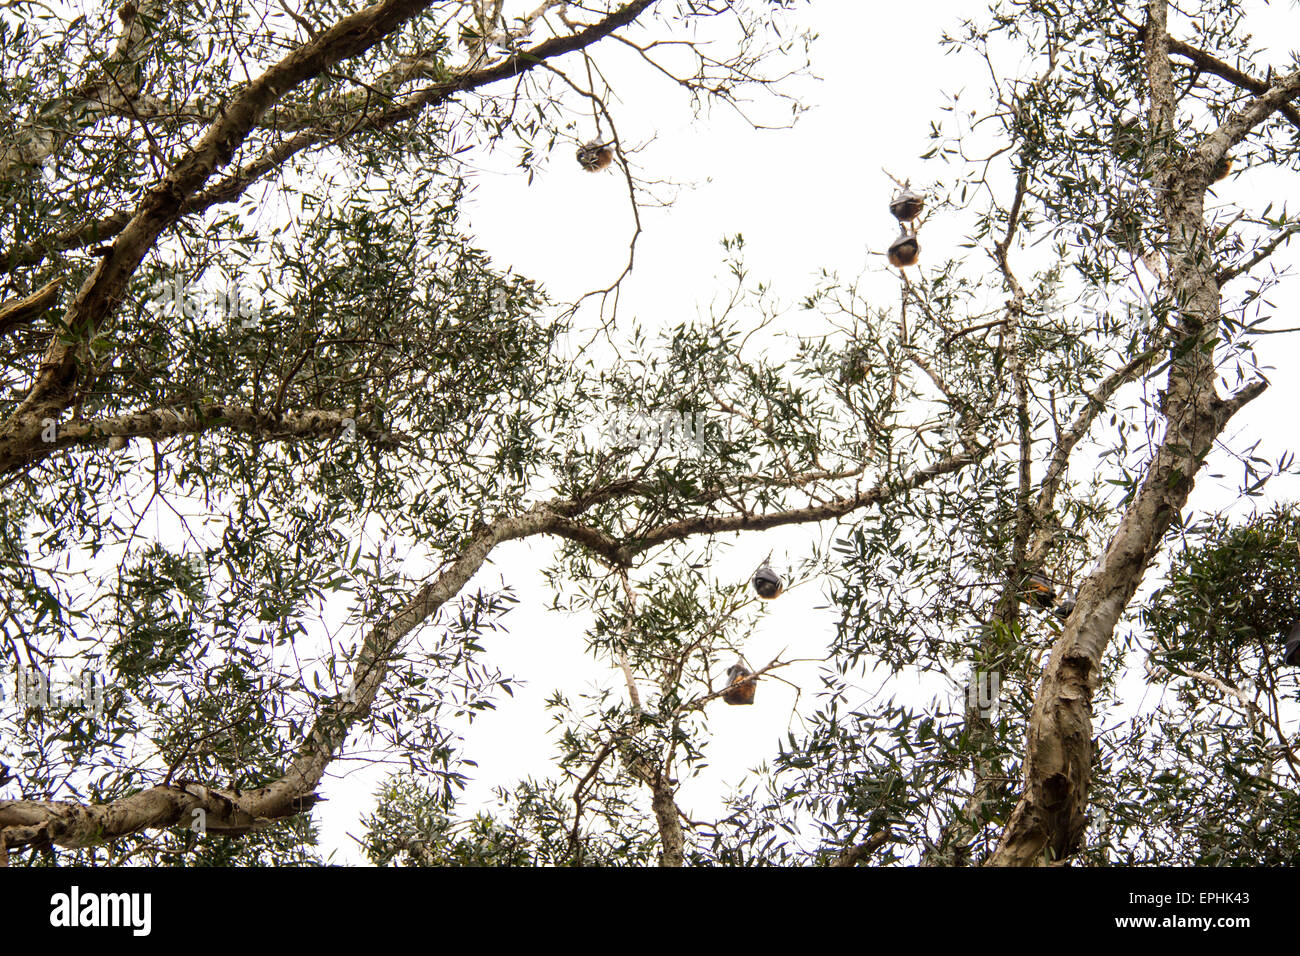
[
  {"left": 723, "top": 663, "right": 756, "bottom": 705},
  {"left": 887, "top": 224, "right": 920, "bottom": 268},
  {"left": 752, "top": 563, "right": 784, "bottom": 600},
  {"left": 576, "top": 141, "right": 614, "bottom": 172}
]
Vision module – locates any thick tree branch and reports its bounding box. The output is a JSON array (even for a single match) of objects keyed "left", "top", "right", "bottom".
[
  {"left": 651, "top": 781, "right": 686, "bottom": 866},
  {"left": 617, "top": 445, "right": 981, "bottom": 561},
  {"left": 1197, "top": 66, "right": 1300, "bottom": 180},
  {"left": 831, "top": 830, "right": 893, "bottom": 867},
  {"left": 0, "top": 277, "right": 62, "bottom": 338},
  {"left": 989, "top": 376, "right": 1265, "bottom": 866},
  {"left": 984, "top": 2, "right": 1277, "bottom": 865},
  {"left": 0, "top": 783, "right": 321, "bottom": 853},
  {"left": 1163, "top": 34, "right": 1300, "bottom": 139},
  {"left": 986, "top": 3, "right": 1278, "bottom": 865},
  {"left": 0, "top": 402, "right": 399, "bottom": 474}
]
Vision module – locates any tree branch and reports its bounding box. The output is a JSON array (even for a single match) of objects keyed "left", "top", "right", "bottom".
[
  {"left": 0, "top": 277, "right": 62, "bottom": 338},
  {"left": 0, "top": 1, "right": 160, "bottom": 183},
  {"left": 0, "top": 402, "right": 399, "bottom": 474},
  {"left": 1162, "top": 34, "right": 1300, "bottom": 139}
]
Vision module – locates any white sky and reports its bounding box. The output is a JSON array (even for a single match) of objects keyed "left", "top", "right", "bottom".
[{"left": 305, "top": 2, "right": 1300, "bottom": 863}]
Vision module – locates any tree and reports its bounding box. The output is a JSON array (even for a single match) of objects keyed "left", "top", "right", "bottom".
[
  {"left": 1116, "top": 506, "right": 1300, "bottom": 865},
  {"left": 1, "top": 0, "right": 1297, "bottom": 868}
]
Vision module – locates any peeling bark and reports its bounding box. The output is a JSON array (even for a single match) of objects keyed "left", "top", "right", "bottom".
[
  {"left": 0, "top": 783, "right": 320, "bottom": 852},
  {"left": 0, "top": 277, "right": 62, "bottom": 338},
  {"left": 650, "top": 782, "right": 685, "bottom": 867},
  {"left": 0, "top": 403, "right": 398, "bottom": 473}
]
